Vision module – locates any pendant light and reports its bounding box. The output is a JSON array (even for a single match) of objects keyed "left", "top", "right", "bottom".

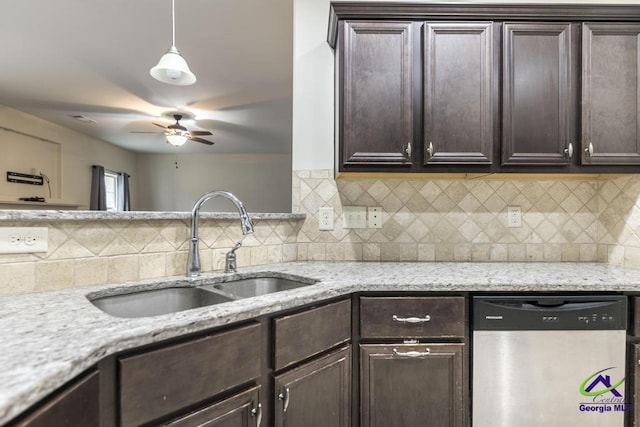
[{"left": 150, "top": 0, "right": 197, "bottom": 86}]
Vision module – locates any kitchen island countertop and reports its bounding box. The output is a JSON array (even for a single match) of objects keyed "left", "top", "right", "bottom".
[{"left": 2, "top": 261, "right": 640, "bottom": 424}]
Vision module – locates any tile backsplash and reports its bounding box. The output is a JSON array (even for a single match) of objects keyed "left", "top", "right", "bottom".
[
  {"left": 2, "top": 171, "right": 640, "bottom": 296},
  {"left": 293, "top": 170, "right": 640, "bottom": 267},
  {"left": 0, "top": 218, "right": 299, "bottom": 295}
]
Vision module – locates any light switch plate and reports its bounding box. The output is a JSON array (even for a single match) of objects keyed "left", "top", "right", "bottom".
[
  {"left": 0, "top": 227, "right": 48, "bottom": 254},
  {"left": 343, "top": 206, "right": 367, "bottom": 228}
]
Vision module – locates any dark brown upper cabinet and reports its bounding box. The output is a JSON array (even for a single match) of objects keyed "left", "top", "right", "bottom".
[
  {"left": 339, "top": 21, "right": 414, "bottom": 170},
  {"left": 330, "top": 2, "right": 640, "bottom": 174},
  {"left": 423, "top": 22, "right": 495, "bottom": 166},
  {"left": 582, "top": 23, "right": 640, "bottom": 165},
  {"left": 502, "top": 22, "right": 576, "bottom": 167}
]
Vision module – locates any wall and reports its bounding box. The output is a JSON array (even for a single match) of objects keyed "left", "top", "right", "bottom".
[
  {"left": 136, "top": 153, "right": 292, "bottom": 212},
  {"left": 0, "top": 106, "right": 138, "bottom": 207},
  {"left": 291, "top": 0, "right": 640, "bottom": 267}
]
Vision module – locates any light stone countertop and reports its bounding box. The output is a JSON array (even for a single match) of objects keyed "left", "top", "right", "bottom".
[
  {"left": 2, "top": 261, "right": 640, "bottom": 424},
  {"left": 0, "top": 210, "right": 305, "bottom": 221}
]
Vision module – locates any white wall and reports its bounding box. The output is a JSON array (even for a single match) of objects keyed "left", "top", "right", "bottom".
[
  {"left": 135, "top": 153, "right": 292, "bottom": 212},
  {"left": 291, "top": 0, "right": 640, "bottom": 171},
  {"left": 0, "top": 106, "right": 137, "bottom": 207}
]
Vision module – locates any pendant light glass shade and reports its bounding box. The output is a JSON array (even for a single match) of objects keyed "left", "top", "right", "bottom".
[
  {"left": 150, "top": 0, "right": 196, "bottom": 86},
  {"left": 150, "top": 46, "right": 196, "bottom": 85},
  {"left": 166, "top": 133, "right": 189, "bottom": 146}
]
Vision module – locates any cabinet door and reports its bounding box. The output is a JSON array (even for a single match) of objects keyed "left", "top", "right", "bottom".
[
  {"left": 165, "top": 386, "right": 261, "bottom": 427},
  {"left": 11, "top": 370, "right": 99, "bottom": 427},
  {"left": 502, "top": 23, "right": 574, "bottom": 166},
  {"left": 274, "top": 346, "right": 351, "bottom": 427},
  {"left": 582, "top": 23, "right": 640, "bottom": 165},
  {"left": 423, "top": 22, "right": 494, "bottom": 166},
  {"left": 340, "top": 21, "right": 414, "bottom": 169},
  {"left": 360, "top": 343, "right": 464, "bottom": 427},
  {"left": 635, "top": 344, "right": 640, "bottom": 427}
]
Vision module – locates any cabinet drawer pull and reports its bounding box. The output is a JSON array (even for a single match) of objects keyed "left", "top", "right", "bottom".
[
  {"left": 405, "top": 142, "right": 412, "bottom": 158},
  {"left": 426, "top": 141, "right": 434, "bottom": 157},
  {"left": 251, "top": 402, "right": 263, "bottom": 427},
  {"left": 392, "top": 314, "right": 431, "bottom": 323},
  {"left": 278, "top": 387, "right": 290, "bottom": 412},
  {"left": 585, "top": 142, "right": 594, "bottom": 157},
  {"left": 393, "top": 348, "right": 431, "bottom": 357}
]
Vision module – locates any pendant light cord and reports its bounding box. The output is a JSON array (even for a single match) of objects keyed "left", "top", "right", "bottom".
[{"left": 171, "top": 0, "right": 176, "bottom": 47}]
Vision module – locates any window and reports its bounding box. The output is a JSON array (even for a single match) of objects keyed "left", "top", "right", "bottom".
[{"left": 104, "top": 171, "right": 118, "bottom": 212}]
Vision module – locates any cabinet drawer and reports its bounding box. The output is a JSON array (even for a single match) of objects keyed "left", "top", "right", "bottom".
[
  {"left": 274, "top": 299, "right": 351, "bottom": 370},
  {"left": 119, "top": 322, "right": 261, "bottom": 427},
  {"left": 360, "top": 297, "right": 465, "bottom": 339}
]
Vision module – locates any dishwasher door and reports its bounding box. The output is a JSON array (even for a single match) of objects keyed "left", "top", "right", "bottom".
[{"left": 472, "top": 296, "right": 627, "bottom": 427}]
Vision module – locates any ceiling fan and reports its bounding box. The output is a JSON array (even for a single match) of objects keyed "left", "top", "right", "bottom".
[{"left": 133, "top": 114, "right": 214, "bottom": 146}]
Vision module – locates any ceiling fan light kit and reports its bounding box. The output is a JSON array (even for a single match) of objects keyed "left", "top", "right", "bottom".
[
  {"left": 165, "top": 132, "right": 189, "bottom": 146},
  {"left": 150, "top": 0, "right": 196, "bottom": 86}
]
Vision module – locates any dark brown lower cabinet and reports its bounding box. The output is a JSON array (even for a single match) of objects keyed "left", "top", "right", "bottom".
[
  {"left": 360, "top": 343, "right": 464, "bottom": 427},
  {"left": 634, "top": 344, "right": 640, "bottom": 427},
  {"left": 10, "top": 370, "right": 99, "bottom": 427},
  {"left": 165, "top": 386, "right": 262, "bottom": 427},
  {"left": 274, "top": 346, "right": 351, "bottom": 427}
]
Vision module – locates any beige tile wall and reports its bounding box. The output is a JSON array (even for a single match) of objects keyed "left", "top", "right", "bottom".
[
  {"left": 293, "top": 170, "right": 607, "bottom": 263},
  {"left": 0, "top": 218, "right": 300, "bottom": 296},
  {"left": 3, "top": 171, "right": 640, "bottom": 296}
]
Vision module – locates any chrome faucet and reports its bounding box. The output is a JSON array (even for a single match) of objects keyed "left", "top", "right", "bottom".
[{"left": 186, "top": 191, "right": 254, "bottom": 277}]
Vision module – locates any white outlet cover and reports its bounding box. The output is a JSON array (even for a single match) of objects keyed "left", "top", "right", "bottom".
[
  {"left": 507, "top": 206, "right": 522, "bottom": 228},
  {"left": 368, "top": 207, "right": 383, "bottom": 228},
  {"left": 318, "top": 207, "right": 334, "bottom": 230},
  {"left": 0, "top": 227, "right": 48, "bottom": 254}
]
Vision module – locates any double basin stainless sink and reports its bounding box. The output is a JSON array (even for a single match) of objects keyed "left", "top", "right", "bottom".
[{"left": 89, "top": 275, "right": 316, "bottom": 318}]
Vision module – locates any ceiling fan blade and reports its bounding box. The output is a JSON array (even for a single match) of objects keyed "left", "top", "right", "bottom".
[
  {"left": 152, "top": 122, "right": 168, "bottom": 129},
  {"left": 190, "top": 137, "right": 215, "bottom": 145},
  {"left": 131, "top": 131, "right": 161, "bottom": 134},
  {"left": 189, "top": 130, "right": 213, "bottom": 136}
]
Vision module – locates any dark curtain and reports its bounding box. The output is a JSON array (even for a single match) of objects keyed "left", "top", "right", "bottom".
[
  {"left": 117, "top": 173, "right": 131, "bottom": 211},
  {"left": 90, "top": 165, "right": 106, "bottom": 210}
]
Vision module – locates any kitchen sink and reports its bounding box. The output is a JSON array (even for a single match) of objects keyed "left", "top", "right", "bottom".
[
  {"left": 90, "top": 287, "right": 234, "bottom": 318},
  {"left": 206, "top": 276, "right": 314, "bottom": 299},
  {"left": 89, "top": 275, "right": 317, "bottom": 318}
]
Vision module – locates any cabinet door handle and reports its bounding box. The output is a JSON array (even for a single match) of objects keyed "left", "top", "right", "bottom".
[
  {"left": 278, "top": 387, "right": 290, "bottom": 412},
  {"left": 392, "top": 314, "right": 431, "bottom": 323},
  {"left": 564, "top": 142, "right": 574, "bottom": 158},
  {"left": 393, "top": 348, "right": 431, "bottom": 358},
  {"left": 251, "top": 402, "right": 263, "bottom": 427},
  {"left": 426, "top": 141, "right": 434, "bottom": 157},
  {"left": 405, "top": 142, "right": 412, "bottom": 158},
  {"left": 585, "top": 142, "right": 594, "bottom": 157}
]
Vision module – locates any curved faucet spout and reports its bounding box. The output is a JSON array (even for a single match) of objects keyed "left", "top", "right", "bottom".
[{"left": 186, "top": 191, "right": 254, "bottom": 277}]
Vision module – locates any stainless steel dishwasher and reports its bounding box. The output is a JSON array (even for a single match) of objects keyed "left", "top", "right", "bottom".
[{"left": 472, "top": 295, "right": 628, "bottom": 427}]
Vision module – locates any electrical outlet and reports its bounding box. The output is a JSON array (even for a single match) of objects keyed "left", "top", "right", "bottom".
[
  {"left": 368, "top": 207, "right": 383, "bottom": 228},
  {"left": 318, "top": 207, "right": 334, "bottom": 230},
  {"left": 507, "top": 206, "right": 522, "bottom": 228},
  {"left": 343, "top": 206, "right": 367, "bottom": 228},
  {"left": 0, "top": 227, "right": 48, "bottom": 253}
]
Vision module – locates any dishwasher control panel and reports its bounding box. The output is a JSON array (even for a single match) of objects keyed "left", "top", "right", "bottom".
[{"left": 473, "top": 295, "right": 627, "bottom": 330}]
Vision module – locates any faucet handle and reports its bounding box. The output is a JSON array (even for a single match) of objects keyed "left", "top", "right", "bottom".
[{"left": 225, "top": 241, "right": 243, "bottom": 273}]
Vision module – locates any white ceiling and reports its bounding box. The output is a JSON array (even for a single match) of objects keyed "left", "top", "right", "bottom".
[{"left": 1, "top": 0, "right": 293, "bottom": 154}]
